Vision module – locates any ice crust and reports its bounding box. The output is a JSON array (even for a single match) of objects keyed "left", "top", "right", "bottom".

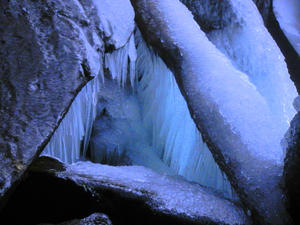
[
  {"left": 273, "top": 0, "right": 300, "bottom": 55},
  {"left": 64, "top": 160, "right": 249, "bottom": 225}
]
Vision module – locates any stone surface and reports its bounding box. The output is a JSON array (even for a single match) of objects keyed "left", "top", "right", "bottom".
[{"left": 6, "top": 156, "right": 249, "bottom": 225}]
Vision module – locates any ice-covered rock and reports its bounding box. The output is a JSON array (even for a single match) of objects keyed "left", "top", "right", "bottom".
[
  {"left": 182, "top": 0, "right": 297, "bottom": 135},
  {"left": 131, "top": 0, "right": 292, "bottom": 224},
  {"left": 23, "top": 156, "right": 250, "bottom": 225},
  {"left": 273, "top": 0, "right": 300, "bottom": 56}
]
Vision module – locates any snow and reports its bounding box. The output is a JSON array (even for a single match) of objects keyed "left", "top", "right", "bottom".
[
  {"left": 205, "top": 0, "right": 297, "bottom": 135},
  {"left": 152, "top": 0, "right": 285, "bottom": 162},
  {"left": 63, "top": 161, "right": 249, "bottom": 225},
  {"left": 273, "top": 0, "right": 300, "bottom": 55},
  {"left": 91, "top": 0, "right": 135, "bottom": 49}
]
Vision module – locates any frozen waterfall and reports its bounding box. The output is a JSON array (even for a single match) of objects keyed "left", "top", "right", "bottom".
[
  {"left": 135, "top": 30, "right": 235, "bottom": 197},
  {"left": 41, "top": 0, "right": 297, "bottom": 205}
]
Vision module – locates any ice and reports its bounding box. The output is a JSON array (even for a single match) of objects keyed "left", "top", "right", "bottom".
[
  {"left": 63, "top": 161, "right": 249, "bottom": 225},
  {"left": 202, "top": 0, "right": 297, "bottom": 134},
  {"left": 135, "top": 30, "right": 235, "bottom": 198},
  {"left": 149, "top": 0, "right": 285, "bottom": 162},
  {"left": 104, "top": 34, "right": 137, "bottom": 87},
  {"left": 89, "top": 79, "right": 175, "bottom": 175},
  {"left": 91, "top": 0, "right": 135, "bottom": 49},
  {"left": 273, "top": 0, "right": 300, "bottom": 56},
  {"left": 132, "top": 0, "right": 292, "bottom": 222}
]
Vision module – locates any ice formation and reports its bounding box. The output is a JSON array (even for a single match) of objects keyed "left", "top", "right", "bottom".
[
  {"left": 135, "top": 30, "right": 234, "bottom": 198},
  {"left": 202, "top": 0, "right": 297, "bottom": 134},
  {"left": 131, "top": 0, "right": 294, "bottom": 223},
  {"left": 273, "top": 0, "right": 300, "bottom": 56}
]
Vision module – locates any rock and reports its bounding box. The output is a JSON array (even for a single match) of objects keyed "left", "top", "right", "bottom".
[
  {"left": 40, "top": 213, "right": 112, "bottom": 225},
  {"left": 284, "top": 112, "right": 300, "bottom": 224},
  {"left": 131, "top": 0, "right": 292, "bottom": 224},
  {"left": 0, "top": 0, "right": 102, "bottom": 209},
  {"left": 0, "top": 0, "right": 136, "bottom": 210},
  {"left": 1, "top": 156, "right": 250, "bottom": 225}
]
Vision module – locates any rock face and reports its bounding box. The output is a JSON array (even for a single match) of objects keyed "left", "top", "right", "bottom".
[
  {"left": 0, "top": 0, "right": 136, "bottom": 209},
  {"left": 0, "top": 0, "right": 103, "bottom": 208},
  {"left": 1, "top": 156, "right": 249, "bottom": 225},
  {"left": 284, "top": 111, "right": 300, "bottom": 224},
  {"left": 131, "top": 0, "right": 292, "bottom": 224}
]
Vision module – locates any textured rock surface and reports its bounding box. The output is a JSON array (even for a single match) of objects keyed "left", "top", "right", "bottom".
[
  {"left": 284, "top": 112, "right": 300, "bottom": 224},
  {"left": 0, "top": 0, "right": 101, "bottom": 208},
  {"left": 40, "top": 213, "right": 113, "bottom": 225},
  {"left": 131, "top": 0, "right": 292, "bottom": 224},
  {"left": 0, "top": 0, "right": 136, "bottom": 209},
  {"left": 8, "top": 156, "right": 249, "bottom": 225}
]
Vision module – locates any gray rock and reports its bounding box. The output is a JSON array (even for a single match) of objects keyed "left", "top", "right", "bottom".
[{"left": 0, "top": 0, "right": 135, "bottom": 209}]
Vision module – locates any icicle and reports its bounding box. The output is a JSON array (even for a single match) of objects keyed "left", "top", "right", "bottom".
[
  {"left": 42, "top": 74, "right": 101, "bottom": 163},
  {"left": 135, "top": 30, "right": 235, "bottom": 198},
  {"left": 42, "top": 22, "right": 102, "bottom": 163},
  {"left": 104, "top": 34, "right": 137, "bottom": 88}
]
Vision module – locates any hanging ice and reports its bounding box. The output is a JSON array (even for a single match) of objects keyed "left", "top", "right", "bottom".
[
  {"left": 135, "top": 30, "right": 235, "bottom": 198},
  {"left": 273, "top": 0, "right": 300, "bottom": 56},
  {"left": 42, "top": 21, "right": 103, "bottom": 163}
]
